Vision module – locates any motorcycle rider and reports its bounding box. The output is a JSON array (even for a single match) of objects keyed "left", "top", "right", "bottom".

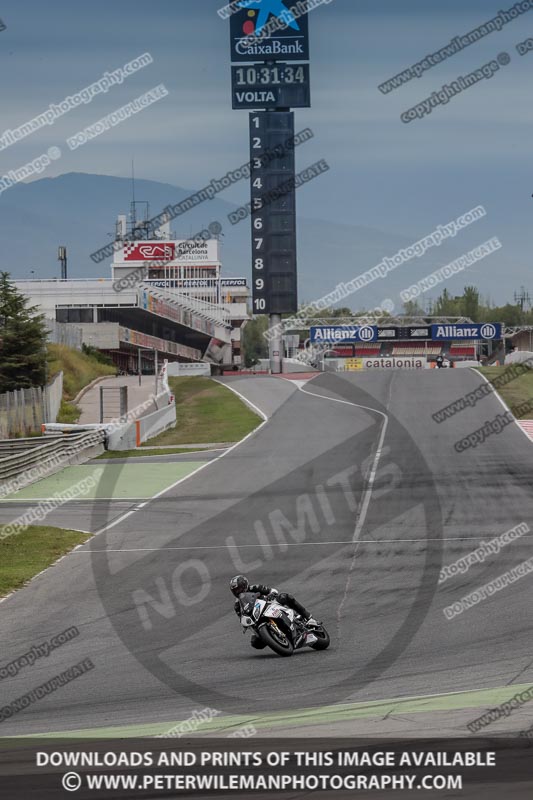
[{"left": 230, "top": 575, "right": 319, "bottom": 649}]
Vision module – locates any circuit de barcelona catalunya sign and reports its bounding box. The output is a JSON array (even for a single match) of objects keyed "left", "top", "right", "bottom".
[
  {"left": 431, "top": 323, "right": 502, "bottom": 340},
  {"left": 310, "top": 326, "right": 377, "bottom": 343}
]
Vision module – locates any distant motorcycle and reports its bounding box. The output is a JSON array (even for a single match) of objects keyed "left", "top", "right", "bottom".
[{"left": 237, "top": 591, "right": 330, "bottom": 657}]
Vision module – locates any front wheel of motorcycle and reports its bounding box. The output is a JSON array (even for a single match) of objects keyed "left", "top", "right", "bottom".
[
  {"left": 309, "top": 625, "right": 330, "bottom": 650},
  {"left": 258, "top": 622, "right": 294, "bottom": 656}
]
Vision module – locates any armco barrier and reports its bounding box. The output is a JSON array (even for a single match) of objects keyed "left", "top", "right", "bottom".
[{"left": 0, "top": 430, "right": 105, "bottom": 496}]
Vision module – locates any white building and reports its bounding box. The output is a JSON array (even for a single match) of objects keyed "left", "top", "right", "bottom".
[{"left": 15, "top": 229, "right": 250, "bottom": 371}]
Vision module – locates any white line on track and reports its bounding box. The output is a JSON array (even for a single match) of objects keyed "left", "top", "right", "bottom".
[
  {"left": 296, "top": 382, "right": 388, "bottom": 543},
  {"left": 69, "top": 533, "right": 533, "bottom": 553},
  {"left": 90, "top": 381, "right": 269, "bottom": 536},
  {"left": 471, "top": 367, "right": 533, "bottom": 445},
  {"left": 0, "top": 385, "right": 270, "bottom": 605},
  {"left": 295, "top": 381, "right": 389, "bottom": 627}
]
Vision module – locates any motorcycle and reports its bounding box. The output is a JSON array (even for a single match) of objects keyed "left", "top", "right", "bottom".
[{"left": 237, "top": 591, "right": 330, "bottom": 657}]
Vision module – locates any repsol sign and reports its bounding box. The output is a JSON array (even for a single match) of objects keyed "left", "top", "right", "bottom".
[{"left": 362, "top": 357, "right": 427, "bottom": 370}]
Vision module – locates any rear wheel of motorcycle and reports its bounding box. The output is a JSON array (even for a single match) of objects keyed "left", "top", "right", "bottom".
[
  {"left": 258, "top": 622, "right": 294, "bottom": 656},
  {"left": 309, "top": 625, "right": 330, "bottom": 650}
]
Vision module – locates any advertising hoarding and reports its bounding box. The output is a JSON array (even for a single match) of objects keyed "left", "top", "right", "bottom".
[
  {"left": 362, "top": 357, "right": 428, "bottom": 369},
  {"left": 310, "top": 326, "right": 378, "bottom": 343},
  {"left": 230, "top": 0, "right": 310, "bottom": 63},
  {"left": 115, "top": 240, "right": 219, "bottom": 265},
  {"left": 431, "top": 323, "right": 502, "bottom": 340}
]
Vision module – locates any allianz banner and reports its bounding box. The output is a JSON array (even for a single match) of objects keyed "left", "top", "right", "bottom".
[
  {"left": 431, "top": 323, "right": 502, "bottom": 340},
  {"left": 310, "top": 325, "right": 377, "bottom": 343}
]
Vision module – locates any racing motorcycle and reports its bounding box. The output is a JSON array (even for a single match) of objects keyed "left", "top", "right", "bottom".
[{"left": 237, "top": 591, "right": 330, "bottom": 657}]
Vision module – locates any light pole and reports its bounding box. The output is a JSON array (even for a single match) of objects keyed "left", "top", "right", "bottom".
[{"left": 137, "top": 347, "right": 158, "bottom": 390}]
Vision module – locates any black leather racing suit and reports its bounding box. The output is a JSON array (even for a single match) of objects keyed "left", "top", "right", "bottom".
[{"left": 234, "top": 585, "right": 312, "bottom": 649}]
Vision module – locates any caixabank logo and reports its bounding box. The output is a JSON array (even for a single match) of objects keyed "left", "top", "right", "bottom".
[{"left": 230, "top": 0, "right": 310, "bottom": 62}]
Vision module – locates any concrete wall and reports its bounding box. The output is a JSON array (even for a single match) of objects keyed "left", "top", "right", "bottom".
[
  {"left": 79, "top": 322, "right": 120, "bottom": 349},
  {"left": 167, "top": 362, "right": 211, "bottom": 376},
  {"left": 282, "top": 358, "right": 318, "bottom": 374},
  {"left": 106, "top": 392, "right": 176, "bottom": 450},
  {"left": 46, "top": 320, "right": 83, "bottom": 349},
  {"left": 138, "top": 400, "right": 176, "bottom": 444},
  {"left": 14, "top": 280, "right": 137, "bottom": 317}
]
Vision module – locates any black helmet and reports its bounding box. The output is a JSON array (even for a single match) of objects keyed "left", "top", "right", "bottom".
[{"left": 230, "top": 575, "right": 249, "bottom": 597}]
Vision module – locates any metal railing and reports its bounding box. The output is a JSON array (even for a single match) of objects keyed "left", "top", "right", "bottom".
[
  {"left": 140, "top": 284, "right": 231, "bottom": 327},
  {"left": 0, "top": 435, "right": 63, "bottom": 454},
  {"left": 0, "top": 430, "right": 106, "bottom": 491}
]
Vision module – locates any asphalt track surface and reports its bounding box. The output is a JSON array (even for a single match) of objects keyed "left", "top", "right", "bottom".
[
  {"left": 1, "top": 370, "right": 533, "bottom": 737},
  {"left": 0, "top": 457, "right": 220, "bottom": 532}
]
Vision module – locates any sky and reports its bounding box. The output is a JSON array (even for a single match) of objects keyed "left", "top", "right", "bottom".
[{"left": 0, "top": 0, "right": 532, "bottom": 304}]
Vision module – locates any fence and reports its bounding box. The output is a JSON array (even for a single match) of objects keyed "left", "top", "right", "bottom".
[{"left": 0, "top": 372, "right": 63, "bottom": 438}]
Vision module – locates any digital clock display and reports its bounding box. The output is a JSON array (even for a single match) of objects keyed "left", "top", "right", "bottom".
[
  {"left": 234, "top": 65, "right": 307, "bottom": 86},
  {"left": 231, "top": 63, "right": 310, "bottom": 110}
]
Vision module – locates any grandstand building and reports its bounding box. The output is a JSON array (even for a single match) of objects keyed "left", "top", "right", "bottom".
[
  {"left": 14, "top": 214, "right": 250, "bottom": 372},
  {"left": 289, "top": 317, "right": 485, "bottom": 369},
  {"left": 326, "top": 341, "right": 477, "bottom": 361}
]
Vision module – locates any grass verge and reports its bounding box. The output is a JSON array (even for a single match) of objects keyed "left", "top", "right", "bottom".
[
  {"left": 48, "top": 344, "right": 116, "bottom": 401},
  {"left": 56, "top": 398, "right": 81, "bottom": 424},
  {"left": 141, "top": 377, "right": 261, "bottom": 445},
  {"left": 47, "top": 343, "right": 116, "bottom": 424},
  {"left": 477, "top": 366, "right": 533, "bottom": 418},
  {"left": 96, "top": 446, "right": 208, "bottom": 459},
  {"left": 0, "top": 526, "right": 91, "bottom": 597}
]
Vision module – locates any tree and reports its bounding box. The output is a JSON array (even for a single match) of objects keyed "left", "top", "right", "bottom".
[
  {"left": 242, "top": 315, "right": 269, "bottom": 368},
  {"left": 402, "top": 299, "right": 426, "bottom": 316},
  {"left": 433, "top": 288, "right": 460, "bottom": 316},
  {"left": 331, "top": 307, "right": 354, "bottom": 318},
  {"left": 488, "top": 303, "right": 523, "bottom": 327},
  {"left": 460, "top": 286, "right": 480, "bottom": 321},
  {"left": 0, "top": 272, "right": 49, "bottom": 392}
]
